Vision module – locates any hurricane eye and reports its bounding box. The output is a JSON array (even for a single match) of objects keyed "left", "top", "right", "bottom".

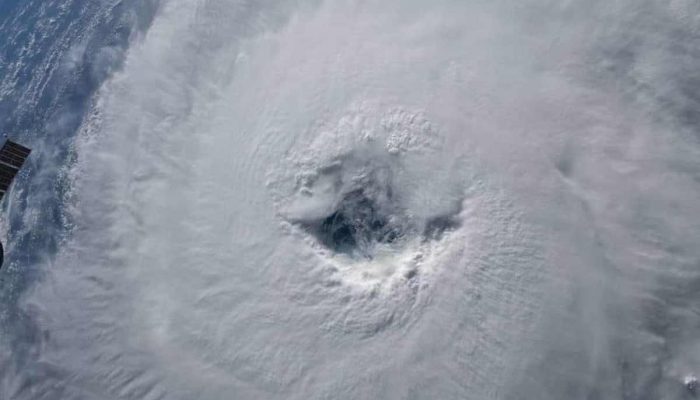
[{"left": 311, "top": 190, "right": 402, "bottom": 258}]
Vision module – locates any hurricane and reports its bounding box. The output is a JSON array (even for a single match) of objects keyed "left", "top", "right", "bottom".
[{"left": 1, "top": 1, "right": 700, "bottom": 399}]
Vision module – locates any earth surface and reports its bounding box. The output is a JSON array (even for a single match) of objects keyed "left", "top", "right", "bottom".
[{"left": 1, "top": 1, "right": 700, "bottom": 399}]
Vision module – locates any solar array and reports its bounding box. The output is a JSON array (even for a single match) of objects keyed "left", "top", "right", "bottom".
[{"left": 0, "top": 140, "right": 31, "bottom": 201}]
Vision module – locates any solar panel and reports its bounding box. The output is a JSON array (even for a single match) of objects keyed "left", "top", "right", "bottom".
[
  {"left": 0, "top": 140, "right": 31, "bottom": 201},
  {"left": 0, "top": 164, "right": 17, "bottom": 190},
  {"left": 0, "top": 140, "right": 30, "bottom": 267},
  {"left": 4, "top": 141, "right": 30, "bottom": 156},
  {"left": 0, "top": 140, "right": 30, "bottom": 170}
]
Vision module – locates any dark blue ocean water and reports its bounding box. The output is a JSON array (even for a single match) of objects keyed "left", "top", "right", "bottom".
[{"left": 0, "top": 0, "right": 159, "bottom": 385}]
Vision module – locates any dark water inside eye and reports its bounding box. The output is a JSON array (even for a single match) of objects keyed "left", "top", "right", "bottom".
[
  {"left": 313, "top": 189, "right": 401, "bottom": 258},
  {"left": 308, "top": 187, "right": 461, "bottom": 259}
]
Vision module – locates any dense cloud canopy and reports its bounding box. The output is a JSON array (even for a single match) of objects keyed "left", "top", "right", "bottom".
[{"left": 1, "top": 1, "right": 700, "bottom": 399}]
